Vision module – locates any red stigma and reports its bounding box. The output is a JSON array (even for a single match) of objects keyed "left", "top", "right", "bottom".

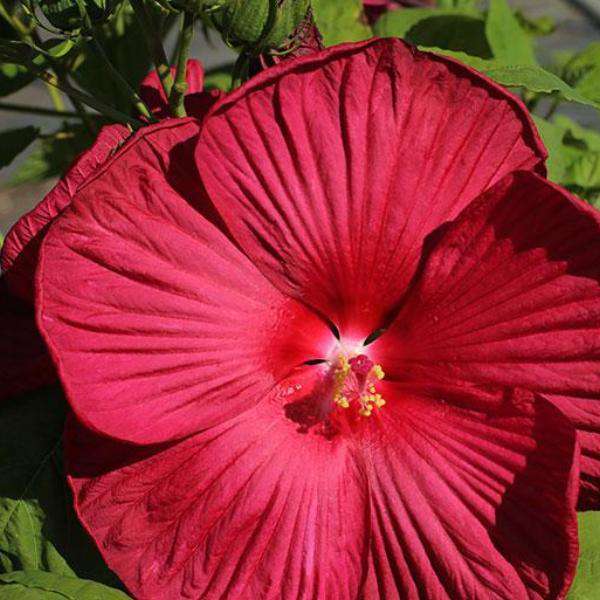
[{"left": 348, "top": 354, "right": 374, "bottom": 377}]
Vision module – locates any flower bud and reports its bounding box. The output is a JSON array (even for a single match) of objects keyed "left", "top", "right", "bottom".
[
  {"left": 208, "top": 0, "right": 310, "bottom": 52},
  {"left": 34, "top": 0, "right": 119, "bottom": 31}
]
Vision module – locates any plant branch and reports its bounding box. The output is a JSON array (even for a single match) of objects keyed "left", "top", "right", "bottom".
[
  {"left": 0, "top": 3, "right": 68, "bottom": 113},
  {"left": 544, "top": 95, "right": 562, "bottom": 121},
  {"left": 0, "top": 1, "right": 29, "bottom": 37},
  {"left": 75, "top": 0, "right": 153, "bottom": 121},
  {"left": 0, "top": 101, "right": 84, "bottom": 118},
  {"left": 86, "top": 28, "right": 154, "bottom": 120},
  {"left": 33, "top": 68, "right": 144, "bottom": 128},
  {"left": 169, "top": 11, "right": 195, "bottom": 117},
  {"left": 130, "top": 0, "right": 173, "bottom": 101}
]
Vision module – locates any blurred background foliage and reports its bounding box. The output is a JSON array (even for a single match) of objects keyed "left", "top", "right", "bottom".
[{"left": 0, "top": 0, "right": 598, "bottom": 206}]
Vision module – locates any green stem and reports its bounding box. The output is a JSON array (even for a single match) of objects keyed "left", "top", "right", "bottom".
[
  {"left": 0, "top": 101, "right": 84, "bottom": 118},
  {"left": 544, "top": 95, "right": 562, "bottom": 121},
  {"left": 169, "top": 11, "right": 195, "bottom": 117},
  {"left": 45, "top": 83, "right": 66, "bottom": 111},
  {"left": 0, "top": 1, "right": 29, "bottom": 37},
  {"left": 89, "top": 32, "right": 154, "bottom": 120},
  {"left": 33, "top": 69, "right": 144, "bottom": 128},
  {"left": 130, "top": 0, "right": 173, "bottom": 101},
  {"left": 28, "top": 27, "right": 96, "bottom": 132},
  {"left": 79, "top": 6, "right": 153, "bottom": 122}
]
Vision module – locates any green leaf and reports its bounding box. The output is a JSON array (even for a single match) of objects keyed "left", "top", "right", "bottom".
[
  {"left": 554, "top": 115, "right": 600, "bottom": 152},
  {"left": 564, "top": 152, "right": 600, "bottom": 189},
  {"left": 42, "top": 38, "right": 76, "bottom": 59},
  {"left": 437, "top": 0, "right": 477, "bottom": 7},
  {"left": 562, "top": 42, "right": 600, "bottom": 106},
  {"left": 514, "top": 10, "right": 555, "bottom": 37},
  {"left": 0, "top": 40, "right": 45, "bottom": 68},
  {"left": 485, "top": 0, "right": 536, "bottom": 66},
  {"left": 0, "top": 127, "right": 39, "bottom": 170},
  {"left": 7, "top": 124, "right": 94, "bottom": 187},
  {"left": 0, "top": 63, "right": 35, "bottom": 98},
  {"left": 0, "top": 388, "right": 120, "bottom": 588},
  {"left": 72, "top": 2, "right": 155, "bottom": 111},
  {"left": 0, "top": 570, "right": 130, "bottom": 599},
  {"left": 417, "top": 46, "right": 494, "bottom": 70},
  {"left": 375, "top": 7, "right": 475, "bottom": 33},
  {"left": 532, "top": 116, "right": 570, "bottom": 182},
  {"left": 375, "top": 9, "right": 491, "bottom": 58},
  {"left": 483, "top": 65, "right": 600, "bottom": 109},
  {"left": 418, "top": 48, "right": 600, "bottom": 112},
  {"left": 569, "top": 512, "right": 600, "bottom": 598},
  {"left": 204, "top": 63, "right": 233, "bottom": 91},
  {"left": 311, "top": 0, "right": 372, "bottom": 46}
]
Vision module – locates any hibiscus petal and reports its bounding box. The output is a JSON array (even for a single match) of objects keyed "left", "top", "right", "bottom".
[
  {"left": 65, "top": 370, "right": 369, "bottom": 599},
  {"left": 139, "top": 59, "right": 214, "bottom": 119},
  {"left": 0, "top": 278, "right": 54, "bottom": 399},
  {"left": 1, "top": 124, "right": 129, "bottom": 303},
  {"left": 362, "top": 386, "right": 578, "bottom": 600},
  {"left": 197, "top": 37, "right": 546, "bottom": 339},
  {"left": 376, "top": 171, "right": 600, "bottom": 508},
  {"left": 38, "top": 120, "right": 332, "bottom": 445}
]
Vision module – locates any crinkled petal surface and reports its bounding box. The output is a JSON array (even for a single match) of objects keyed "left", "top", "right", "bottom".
[
  {"left": 66, "top": 369, "right": 370, "bottom": 600},
  {"left": 198, "top": 37, "right": 546, "bottom": 338},
  {"left": 66, "top": 375, "right": 579, "bottom": 599},
  {"left": 38, "top": 119, "right": 331, "bottom": 445},
  {"left": 375, "top": 171, "right": 600, "bottom": 508},
  {"left": 0, "top": 278, "right": 55, "bottom": 399},
  {"left": 361, "top": 386, "right": 579, "bottom": 600},
  {"left": 1, "top": 124, "right": 129, "bottom": 302}
]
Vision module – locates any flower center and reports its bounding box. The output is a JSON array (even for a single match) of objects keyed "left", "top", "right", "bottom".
[{"left": 331, "top": 353, "right": 386, "bottom": 417}]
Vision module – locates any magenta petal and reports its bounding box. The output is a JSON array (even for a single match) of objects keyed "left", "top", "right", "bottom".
[
  {"left": 377, "top": 170, "right": 600, "bottom": 508},
  {"left": 38, "top": 120, "right": 332, "bottom": 445},
  {"left": 198, "top": 38, "right": 546, "bottom": 338},
  {"left": 553, "top": 395, "right": 600, "bottom": 508},
  {"left": 65, "top": 374, "right": 369, "bottom": 599},
  {"left": 362, "top": 387, "right": 579, "bottom": 600},
  {"left": 139, "top": 59, "right": 207, "bottom": 119},
  {"left": 1, "top": 124, "right": 129, "bottom": 303}
]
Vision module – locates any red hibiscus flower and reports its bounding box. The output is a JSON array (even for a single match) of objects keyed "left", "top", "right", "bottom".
[
  {"left": 36, "top": 39, "right": 599, "bottom": 598},
  {"left": 139, "top": 58, "right": 222, "bottom": 119},
  {"left": 0, "top": 59, "right": 216, "bottom": 401}
]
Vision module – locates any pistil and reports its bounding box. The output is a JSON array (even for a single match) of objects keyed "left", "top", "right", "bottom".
[{"left": 331, "top": 353, "right": 386, "bottom": 417}]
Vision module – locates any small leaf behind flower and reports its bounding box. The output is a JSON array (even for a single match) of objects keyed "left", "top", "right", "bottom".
[
  {"left": 311, "top": 0, "right": 372, "bottom": 46},
  {"left": 0, "top": 570, "right": 130, "bottom": 599},
  {"left": 486, "top": 0, "right": 537, "bottom": 66},
  {"left": 0, "top": 127, "right": 39, "bottom": 170},
  {"left": 562, "top": 42, "right": 600, "bottom": 107},
  {"left": 532, "top": 116, "right": 572, "bottom": 182},
  {"left": 568, "top": 512, "right": 600, "bottom": 599},
  {"left": 421, "top": 47, "right": 600, "bottom": 111},
  {"left": 7, "top": 125, "right": 94, "bottom": 187},
  {"left": 0, "top": 64, "right": 35, "bottom": 98},
  {"left": 0, "top": 388, "right": 121, "bottom": 588}
]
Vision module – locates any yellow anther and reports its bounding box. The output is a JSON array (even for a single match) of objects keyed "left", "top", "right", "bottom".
[
  {"left": 359, "top": 407, "right": 372, "bottom": 417},
  {"left": 374, "top": 395, "right": 386, "bottom": 408},
  {"left": 338, "top": 355, "right": 350, "bottom": 373},
  {"left": 372, "top": 365, "right": 385, "bottom": 380},
  {"left": 368, "top": 385, "right": 376, "bottom": 394},
  {"left": 338, "top": 398, "right": 350, "bottom": 409}
]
